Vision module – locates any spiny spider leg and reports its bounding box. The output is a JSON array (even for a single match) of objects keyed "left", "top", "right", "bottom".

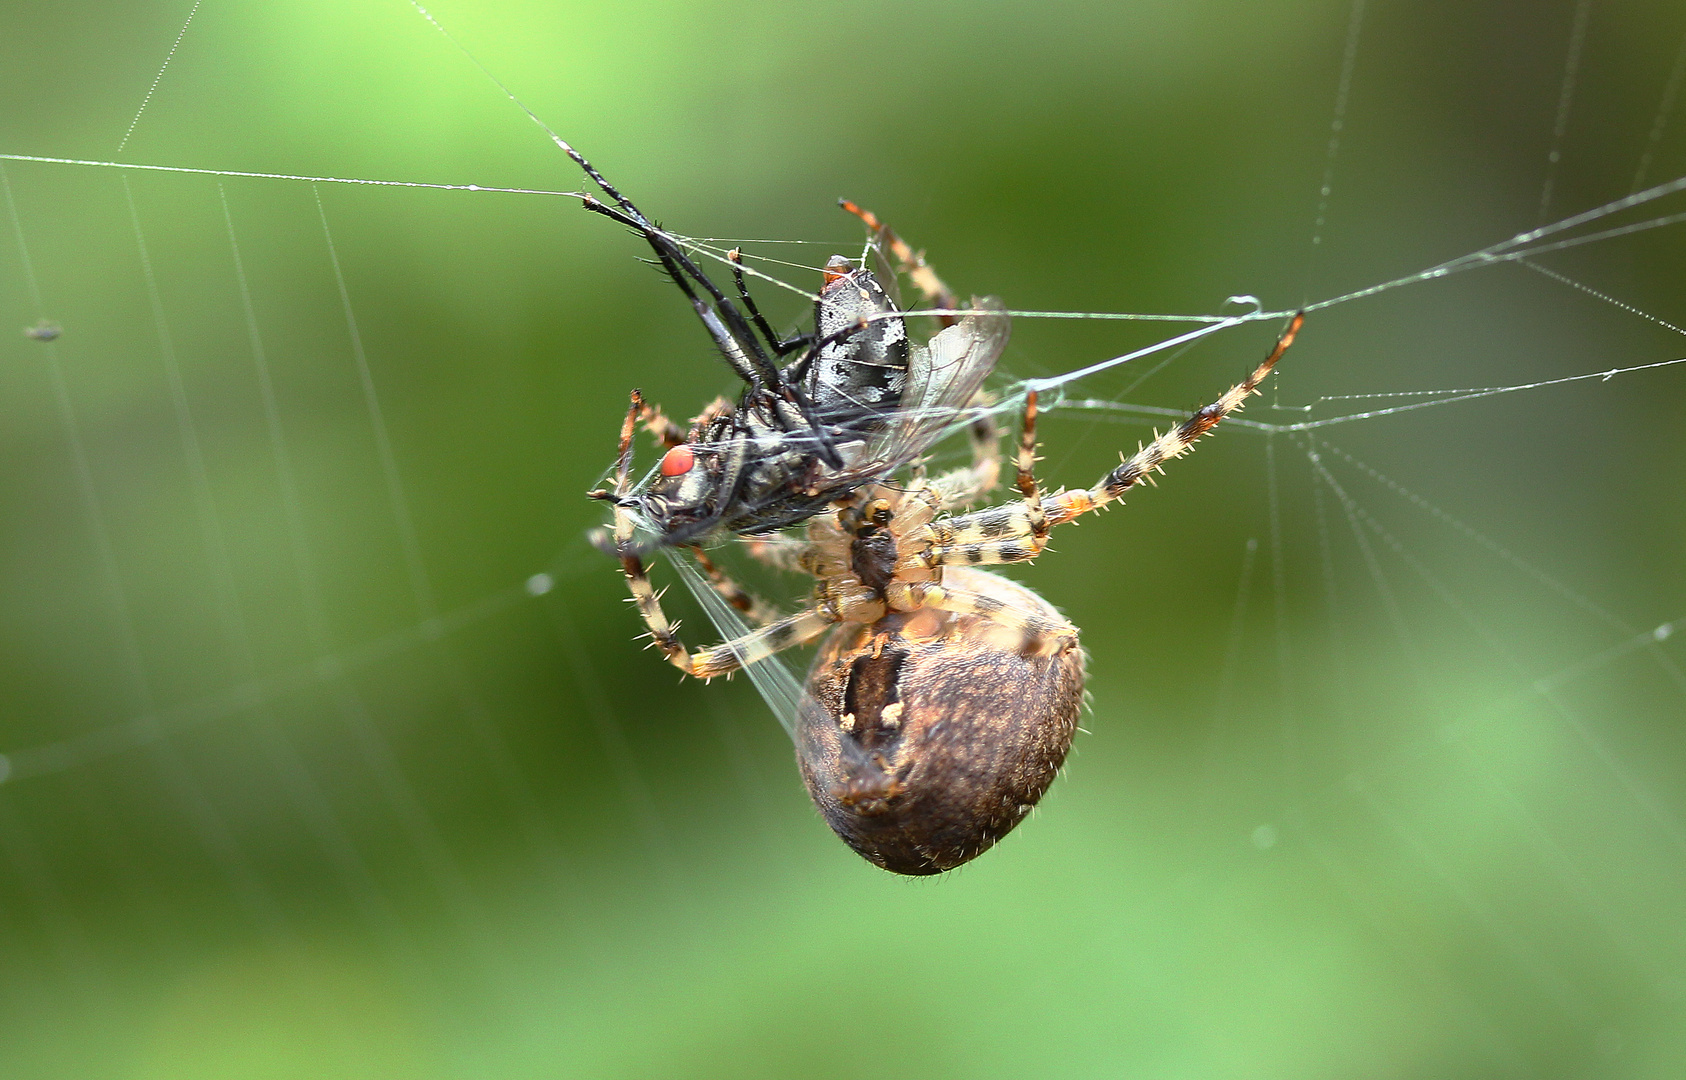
[
  {"left": 611, "top": 389, "right": 643, "bottom": 492},
  {"left": 841, "top": 199, "right": 961, "bottom": 325},
  {"left": 599, "top": 391, "right": 836, "bottom": 677},
  {"left": 916, "top": 313, "right": 1305, "bottom": 569},
  {"left": 635, "top": 393, "right": 737, "bottom": 452},
  {"left": 883, "top": 579, "right": 1078, "bottom": 655},
  {"left": 635, "top": 399, "right": 688, "bottom": 449},
  {"left": 842, "top": 200, "right": 1003, "bottom": 509},
  {"left": 611, "top": 480, "right": 838, "bottom": 677},
  {"left": 1014, "top": 390, "right": 1049, "bottom": 544},
  {"left": 690, "top": 546, "right": 783, "bottom": 627}
]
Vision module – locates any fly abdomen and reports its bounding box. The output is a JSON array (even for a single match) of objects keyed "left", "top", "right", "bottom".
[{"left": 810, "top": 258, "right": 910, "bottom": 426}]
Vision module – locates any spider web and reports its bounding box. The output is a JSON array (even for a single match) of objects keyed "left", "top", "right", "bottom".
[{"left": 1, "top": 0, "right": 1684, "bottom": 1076}]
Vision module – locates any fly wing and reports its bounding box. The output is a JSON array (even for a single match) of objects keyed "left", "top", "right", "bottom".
[{"left": 865, "top": 295, "right": 1010, "bottom": 469}]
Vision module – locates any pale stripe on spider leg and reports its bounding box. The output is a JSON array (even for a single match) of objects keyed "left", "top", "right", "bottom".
[
  {"left": 616, "top": 513, "right": 694, "bottom": 673},
  {"left": 884, "top": 580, "right": 1077, "bottom": 655},
  {"left": 618, "top": 516, "right": 835, "bottom": 679},
  {"left": 1048, "top": 312, "right": 1303, "bottom": 526},
  {"left": 1014, "top": 390, "right": 1049, "bottom": 542},
  {"left": 691, "top": 607, "right": 837, "bottom": 679},
  {"left": 691, "top": 546, "right": 783, "bottom": 627},
  {"left": 918, "top": 313, "right": 1304, "bottom": 568}
]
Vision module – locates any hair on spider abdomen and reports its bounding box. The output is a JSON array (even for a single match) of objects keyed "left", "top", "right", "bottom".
[{"left": 796, "top": 567, "right": 1087, "bottom": 876}]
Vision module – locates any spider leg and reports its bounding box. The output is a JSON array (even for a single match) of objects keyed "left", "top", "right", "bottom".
[
  {"left": 927, "top": 393, "right": 1003, "bottom": 510},
  {"left": 1013, "top": 390, "right": 1048, "bottom": 542},
  {"left": 882, "top": 579, "right": 1077, "bottom": 656},
  {"left": 691, "top": 606, "right": 837, "bottom": 678},
  {"left": 585, "top": 388, "right": 652, "bottom": 515},
  {"left": 690, "top": 546, "right": 783, "bottom": 627},
  {"left": 913, "top": 313, "right": 1305, "bottom": 569},
  {"left": 1048, "top": 313, "right": 1304, "bottom": 526},
  {"left": 740, "top": 533, "right": 810, "bottom": 573},
  {"left": 593, "top": 391, "right": 830, "bottom": 675},
  {"left": 612, "top": 497, "right": 836, "bottom": 677},
  {"left": 636, "top": 399, "right": 688, "bottom": 449},
  {"left": 840, "top": 200, "right": 960, "bottom": 325},
  {"left": 613, "top": 390, "right": 644, "bottom": 492}
]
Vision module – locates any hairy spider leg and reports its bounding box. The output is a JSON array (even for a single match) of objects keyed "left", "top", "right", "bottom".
[
  {"left": 914, "top": 313, "right": 1305, "bottom": 569},
  {"left": 635, "top": 399, "right": 688, "bottom": 449},
  {"left": 882, "top": 579, "right": 1078, "bottom": 657},
  {"left": 1014, "top": 390, "right": 1049, "bottom": 544},
  {"left": 840, "top": 200, "right": 961, "bottom": 325},
  {"left": 837, "top": 204, "right": 1002, "bottom": 510},
  {"left": 600, "top": 392, "right": 837, "bottom": 678},
  {"left": 689, "top": 546, "right": 783, "bottom": 628},
  {"left": 611, "top": 389, "right": 643, "bottom": 491},
  {"left": 605, "top": 390, "right": 692, "bottom": 669}
]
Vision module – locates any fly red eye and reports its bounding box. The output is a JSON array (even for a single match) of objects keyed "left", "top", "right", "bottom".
[{"left": 659, "top": 445, "right": 694, "bottom": 477}]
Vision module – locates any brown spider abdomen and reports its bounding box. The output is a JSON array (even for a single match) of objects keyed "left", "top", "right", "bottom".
[{"left": 796, "top": 568, "right": 1086, "bottom": 876}]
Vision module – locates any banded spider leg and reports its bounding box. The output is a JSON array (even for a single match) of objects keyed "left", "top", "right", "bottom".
[{"left": 908, "top": 312, "right": 1306, "bottom": 576}]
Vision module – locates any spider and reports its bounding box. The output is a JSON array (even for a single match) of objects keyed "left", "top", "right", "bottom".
[{"left": 596, "top": 207, "right": 1304, "bottom": 872}]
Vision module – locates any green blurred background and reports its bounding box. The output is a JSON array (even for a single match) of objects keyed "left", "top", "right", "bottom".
[{"left": 2, "top": 0, "right": 1685, "bottom": 1076}]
